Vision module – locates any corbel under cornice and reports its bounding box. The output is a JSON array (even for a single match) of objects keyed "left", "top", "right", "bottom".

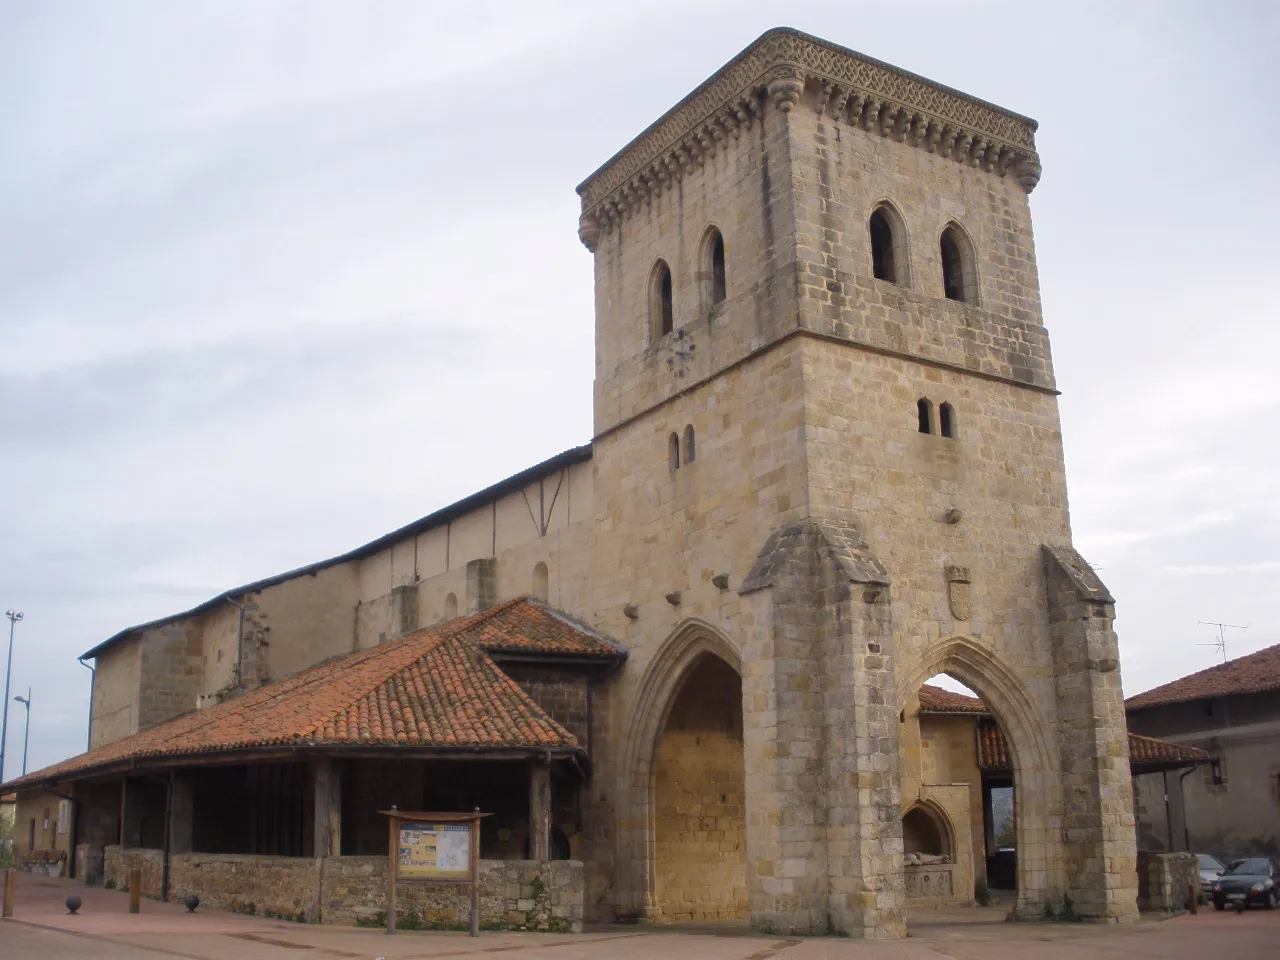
[{"left": 576, "top": 27, "right": 1042, "bottom": 251}]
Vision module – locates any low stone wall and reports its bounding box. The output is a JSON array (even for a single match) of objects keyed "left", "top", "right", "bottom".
[
  {"left": 1137, "top": 852, "right": 1197, "bottom": 912},
  {"left": 170, "top": 854, "right": 322, "bottom": 921},
  {"left": 321, "top": 857, "right": 583, "bottom": 931},
  {"left": 96, "top": 850, "right": 583, "bottom": 930},
  {"left": 103, "top": 845, "right": 164, "bottom": 898}
]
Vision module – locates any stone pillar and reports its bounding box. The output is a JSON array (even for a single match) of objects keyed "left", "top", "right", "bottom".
[
  {"left": 466, "top": 558, "right": 497, "bottom": 614},
  {"left": 739, "top": 518, "right": 905, "bottom": 938},
  {"left": 1043, "top": 545, "right": 1139, "bottom": 922},
  {"left": 312, "top": 759, "right": 341, "bottom": 857},
  {"left": 389, "top": 586, "right": 418, "bottom": 640},
  {"left": 529, "top": 761, "right": 551, "bottom": 861},
  {"left": 169, "top": 777, "right": 193, "bottom": 855}
]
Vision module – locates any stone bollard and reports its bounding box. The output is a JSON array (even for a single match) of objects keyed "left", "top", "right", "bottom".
[
  {"left": 129, "top": 868, "right": 141, "bottom": 914},
  {"left": 2, "top": 869, "right": 15, "bottom": 918}
]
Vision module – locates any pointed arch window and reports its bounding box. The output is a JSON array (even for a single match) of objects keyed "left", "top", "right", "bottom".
[
  {"left": 701, "top": 227, "right": 726, "bottom": 313},
  {"left": 939, "top": 402, "right": 955, "bottom": 439},
  {"left": 917, "top": 398, "right": 933, "bottom": 435},
  {"left": 651, "top": 259, "right": 674, "bottom": 340},
  {"left": 870, "top": 208, "right": 897, "bottom": 283},
  {"left": 940, "top": 223, "right": 976, "bottom": 304}
]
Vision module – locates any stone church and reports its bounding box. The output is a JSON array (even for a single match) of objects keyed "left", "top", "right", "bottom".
[{"left": 4, "top": 28, "right": 1142, "bottom": 936}]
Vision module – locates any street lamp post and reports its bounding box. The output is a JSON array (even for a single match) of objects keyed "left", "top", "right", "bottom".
[
  {"left": 14, "top": 689, "right": 30, "bottom": 776},
  {"left": 1, "top": 610, "right": 22, "bottom": 782}
]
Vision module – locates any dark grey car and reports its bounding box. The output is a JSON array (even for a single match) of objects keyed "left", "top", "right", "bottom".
[{"left": 1210, "top": 858, "right": 1279, "bottom": 910}]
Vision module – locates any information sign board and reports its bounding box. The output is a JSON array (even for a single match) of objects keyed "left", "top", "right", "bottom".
[{"left": 398, "top": 822, "right": 471, "bottom": 879}]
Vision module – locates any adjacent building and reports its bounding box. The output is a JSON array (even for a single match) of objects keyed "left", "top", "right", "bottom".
[{"left": 1127, "top": 643, "right": 1280, "bottom": 860}]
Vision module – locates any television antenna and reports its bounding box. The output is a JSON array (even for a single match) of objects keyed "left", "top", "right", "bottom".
[{"left": 1197, "top": 620, "right": 1248, "bottom": 664}]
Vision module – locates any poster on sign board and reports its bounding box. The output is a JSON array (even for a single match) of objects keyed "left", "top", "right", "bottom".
[{"left": 398, "top": 822, "right": 471, "bottom": 879}]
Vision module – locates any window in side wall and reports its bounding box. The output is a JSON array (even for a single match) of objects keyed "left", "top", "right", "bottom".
[
  {"left": 917, "top": 398, "right": 933, "bottom": 435},
  {"left": 532, "top": 562, "right": 549, "bottom": 601},
  {"left": 702, "top": 226, "right": 726, "bottom": 312},
  {"left": 444, "top": 593, "right": 458, "bottom": 620},
  {"left": 651, "top": 259, "right": 674, "bottom": 340},
  {"left": 939, "top": 402, "right": 955, "bottom": 439},
  {"left": 940, "top": 224, "right": 976, "bottom": 303},
  {"left": 683, "top": 425, "right": 696, "bottom": 464},
  {"left": 870, "top": 208, "right": 897, "bottom": 283},
  {"left": 668, "top": 432, "right": 681, "bottom": 471}
]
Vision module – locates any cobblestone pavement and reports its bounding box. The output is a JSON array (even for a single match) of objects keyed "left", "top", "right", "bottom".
[{"left": 2, "top": 875, "right": 1277, "bottom": 959}]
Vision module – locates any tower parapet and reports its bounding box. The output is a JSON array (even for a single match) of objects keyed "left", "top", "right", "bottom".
[{"left": 577, "top": 27, "right": 1041, "bottom": 248}]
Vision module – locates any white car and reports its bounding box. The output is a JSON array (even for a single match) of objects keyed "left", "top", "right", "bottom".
[{"left": 1198, "top": 853, "right": 1226, "bottom": 889}]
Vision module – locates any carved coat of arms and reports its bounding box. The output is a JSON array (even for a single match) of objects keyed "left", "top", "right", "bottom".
[{"left": 946, "top": 565, "right": 971, "bottom": 621}]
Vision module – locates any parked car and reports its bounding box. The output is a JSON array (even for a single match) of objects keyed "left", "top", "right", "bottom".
[
  {"left": 1197, "top": 853, "right": 1226, "bottom": 889},
  {"left": 1209, "top": 858, "right": 1279, "bottom": 910}
]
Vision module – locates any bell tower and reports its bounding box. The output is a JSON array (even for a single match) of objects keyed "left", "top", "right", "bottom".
[{"left": 577, "top": 28, "right": 1137, "bottom": 936}]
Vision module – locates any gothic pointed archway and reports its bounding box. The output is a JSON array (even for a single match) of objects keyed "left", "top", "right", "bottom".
[
  {"left": 896, "top": 636, "right": 1063, "bottom": 917},
  {"left": 617, "top": 620, "right": 744, "bottom": 921}
]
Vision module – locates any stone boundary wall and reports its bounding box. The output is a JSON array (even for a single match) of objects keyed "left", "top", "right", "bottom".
[
  {"left": 1136, "top": 852, "right": 1197, "bottom": 912},
  {"left": 170, "top": 854, "right": 322, "bottom": 921},
  {"left": 321, "top": 857, "right": 584, "bottom": 931},
  {"left": 101, "top": 849, "right": 583, "bottom": 930},
  {"left": 103, "top": 845, "right": 164, "bottom": 898}
]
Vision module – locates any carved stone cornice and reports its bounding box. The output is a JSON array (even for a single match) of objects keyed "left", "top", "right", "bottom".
[{"left": 577, "top": 27, "right": 1042, "bottom": 250}]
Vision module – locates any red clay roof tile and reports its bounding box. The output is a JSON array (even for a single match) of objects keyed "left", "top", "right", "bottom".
[
  {"left": 1125, "top": 643, "right": 1280, "bottom": 710},
  {"left": 3, "top": 598, "right": 622, "bottom": 792}
]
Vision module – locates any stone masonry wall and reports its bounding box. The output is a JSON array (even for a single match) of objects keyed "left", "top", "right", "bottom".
[
  {"left": 320, "top": 857, "right": 583, "bottom": 930},
  {"left": 503, "top": 666, "right": 590, "bottom": 746},
  {"left": 653, "top": 655, "right": 747, "bottom": 920},
  {"left": 103, "top": 845, "right": 164, "bottom": 898},
  {"left": 169, "top": 854, "right": 322, "bottom": 921},
  {"left": 1136, "top": 852, "right": 1196, "bottom": 913}
]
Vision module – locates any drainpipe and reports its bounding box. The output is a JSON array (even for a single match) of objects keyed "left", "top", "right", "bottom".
[
  {"left": 225, "top": 597, "right": 246, "bottom": 688},
  {"left": 1178, "top": 765, "right": 1199, "bottom": 852},
  {"left": 77, "top": 658, "right": 95, "bottom": 751},
  {"left": 161, "top": 770, "right": 173, "bottom": 902}
]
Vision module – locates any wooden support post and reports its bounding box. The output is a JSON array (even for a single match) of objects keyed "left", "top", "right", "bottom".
[
  {"left": 530, "top": 761, "right": 551, "bottom": 862},
  {"left": 386, "top": 815, "right": 397, "bottom": 935},
  {"left": 1188, "top": 884, "right": 1198, "bottom": 914},
  {"left": 469, "top": 814, "right": 480, "bottom": 937},
  {"left": 2, "top": 869, "right": 15, "bottom": 918},
  {"left": 128, "top": 868, "right": 141, "bottom": 914},
  {"left": 312, "top": 758, "right": 341, "bottom": 858}
]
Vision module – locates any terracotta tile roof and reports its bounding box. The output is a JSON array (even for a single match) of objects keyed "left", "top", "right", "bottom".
[
  {"left": 917, "top": 683, "right": 988, "bottom": 714},
  {"left": 976, "top": 719, "right": 1207, "bottom": 771},
  {"left": 1125, "top": 643, "right": 1280, "bottom": 711},
  {"left": 4, "top": 598, "right": 623, "bottom": 792}
]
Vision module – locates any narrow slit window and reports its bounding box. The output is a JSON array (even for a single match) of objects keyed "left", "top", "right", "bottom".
[
  {"left": 917, "top": 398, "right": 933, "bottom": 435},
  {"left": 709, "top": 230, "right": 726, "bottom": 308},
  {"left": 683, "top": 425, "right": 696, "bottom": 463},
  {"left": 939, "top": 402, "right": 954, "bottom": 439},
  {"left": 532, "top": 562, "right": 549, "bottom": 602},
  {"left": 870, "top": 208, "right": 897, "bottom": 283},
  {"left": 668, "top": 432, "right": 681, "bottom": 471}
]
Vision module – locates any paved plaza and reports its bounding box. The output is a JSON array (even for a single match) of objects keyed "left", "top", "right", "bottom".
[{"left": 1, "top": 875, "right": 1278, "bottom": 959}]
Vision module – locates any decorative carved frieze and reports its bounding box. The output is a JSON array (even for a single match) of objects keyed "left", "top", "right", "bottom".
[{"left": 577, "top": 28, "right": 1041, "bottom": 247}]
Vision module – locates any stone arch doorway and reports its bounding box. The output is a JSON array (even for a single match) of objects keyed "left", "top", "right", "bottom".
[
  {"left": 896, "top": 637, "right": 1062, "bottom": 917},
  {"left": 618, "top": 621, "right": 745, "bottom": 921}
]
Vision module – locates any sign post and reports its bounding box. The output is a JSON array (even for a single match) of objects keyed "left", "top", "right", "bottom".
[{"left": 382, "top": 809, "right": 488, "bottom": 937}]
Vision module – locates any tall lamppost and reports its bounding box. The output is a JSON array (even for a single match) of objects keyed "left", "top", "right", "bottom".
[
  {"left": 1, "top": 610, "right": 22, "bottom": 783},
  {"left": 14, "top": 689, "right": 30, "bottom": 776}
]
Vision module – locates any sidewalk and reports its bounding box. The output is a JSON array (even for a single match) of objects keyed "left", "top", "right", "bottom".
[{"left": 2, "top": 873, "right": 1277, "bottom": 960}]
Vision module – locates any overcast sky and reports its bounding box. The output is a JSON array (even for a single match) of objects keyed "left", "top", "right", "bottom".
[{"left": 1, "top": 1, "right": 1277, "bottom": 779}]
